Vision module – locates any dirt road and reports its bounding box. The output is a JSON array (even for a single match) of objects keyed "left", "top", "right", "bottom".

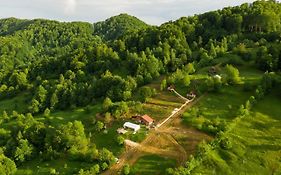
[{"left": 102, "top": 94, "right": 208, "bottom": 175}]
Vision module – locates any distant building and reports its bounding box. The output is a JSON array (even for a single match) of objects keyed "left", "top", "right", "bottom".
[
  {"left": 123, "top": 122, "right": 140, "bottom": 132},
  {"left": 139, "top": 115, "right": 154, "bottom": 126}
]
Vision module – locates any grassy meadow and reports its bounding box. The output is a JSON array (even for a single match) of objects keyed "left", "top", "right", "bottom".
[{"left": 192, "top": 88, "right": 281, "bottom": 174}]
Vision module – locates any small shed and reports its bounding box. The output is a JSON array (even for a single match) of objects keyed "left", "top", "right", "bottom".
[
  {"left": 123, "top": 122, "right": 140, "bottom": 132},
  {"left": 140, "top": 115, "right": 154, "bottom": 126}
]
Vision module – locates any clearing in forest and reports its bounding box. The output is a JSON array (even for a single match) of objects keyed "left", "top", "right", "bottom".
[{"left": 103, "top": 80, "right": 212, "bottom": 175}]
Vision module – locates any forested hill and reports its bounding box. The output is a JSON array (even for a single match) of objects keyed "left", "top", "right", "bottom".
[
  {"left": 0, "top": 18, "right": 99, "bottom": 71},
  {"left": 93, "top": 13, "right": 149, "bottom": 40},
  {"left": 0, "top": 1, "right": 281, "bottom": 174},
  {"left": 0, "top": 0, "right": 280, "bottom": 109}
]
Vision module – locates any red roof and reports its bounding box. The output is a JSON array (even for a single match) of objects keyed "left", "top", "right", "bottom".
[{"left": 141, "top": 115, "right": 154, "bottom": 123}]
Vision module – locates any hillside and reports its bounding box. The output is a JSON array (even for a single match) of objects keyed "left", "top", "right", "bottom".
[{"left": 0, "top": 1, "right": 281, "bottom": 175}]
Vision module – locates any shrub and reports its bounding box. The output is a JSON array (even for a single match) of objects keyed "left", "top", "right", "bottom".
[
  {"left": 225, "top": 64, "right": 241, "bottom": 84},
  {"left": 116, "top": 136, "right": 125, "bottom": 145},
  {"left": 122, "top": 164, "right": 130, "bottom": 175},
  {"left": 219, "top": 137, "right": 232, "bottom": 150}
]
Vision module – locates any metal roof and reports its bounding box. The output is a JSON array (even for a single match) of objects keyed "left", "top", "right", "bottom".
[
  {"left": 141, "top": 114, "right": 154, "bottom": 123},
  {"left": 123, "top": 122, "right": 140, "bottom": 131}
]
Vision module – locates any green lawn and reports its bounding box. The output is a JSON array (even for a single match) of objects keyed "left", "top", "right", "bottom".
[
  {"left": 131, "top": 155, "right": 177, "bottom": 175},
  {"left": 192, "top": 89, "right": 281, "bottom": 175},
  {"left": 91, "top": 120, "right": 124, "bottom": 156}
]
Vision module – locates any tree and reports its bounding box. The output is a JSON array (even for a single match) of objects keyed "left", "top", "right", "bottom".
[
  {"left": 225, "top": 64, "right": 241, "bottom": 84},
  {"left": 14, "top": 139, "right": 34, "bottom": 163},
  {"left": 49, "top": 168, "right": 57, "bottom": 175},
  {"left": 184, "top": 63, "right": 196, "bottom": 74},
  {"left": 116, "top": 135, "right": 125, "bottom": 145},
  {"left": 56, "top": 121, "right": 89, "bottom": 154},
  {"left": 36, "top": 85, "right": 48, "bottom": 105},
  {"left": 0, "top": 153, "right": 17, "bottom": 175},
  {"left": 29, "top": 99, "right": 40, "bottom": 113},
  {"left": 90, "top": 164, "right": 100, "bottom": 174},
  {"left": 2, "top": 111, "right": 9, "bottom": 121},
  {"left": 44, "top": 108, "right": 50, "bottom": 117},
  {"left": 95, "top": 121, "right": 105, "bottom": 132},
  {"left": 98, "top": 148, "right": 115, "bottom": 165},
  {"left": 103, "top": 97, "right": 113, "bottom": 112},
  {"left": 122, "top": 164, "right": 130, "bottom": 175},
  {"left": 101, "top": 162, "right": 108, "bottom": 170},
  {"left": 104, "top": 112, "right": 112, "bottom": 124},
  {"left": 9, "top": 72, "right": 28, "bottom": 89},
  {"left": 50, "top": 93, "right": 59, "bottom": 109},
  {"left": 160, "top": 79, "right": 167, "bottom": 91},
  {"left": 138, "top": 87, "right": 156, "bottom": 102},
  {"left": 182, "top": 75, "right": 191, "bottom": 87}
]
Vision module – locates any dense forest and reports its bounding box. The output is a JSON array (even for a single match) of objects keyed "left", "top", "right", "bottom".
[{"left": 0, "top": 0, "right": 281, "bottom": 174}]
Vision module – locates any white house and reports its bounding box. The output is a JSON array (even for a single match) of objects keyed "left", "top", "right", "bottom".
[{"left": 123, "top": 122, "right": 140, "bottom": 132}]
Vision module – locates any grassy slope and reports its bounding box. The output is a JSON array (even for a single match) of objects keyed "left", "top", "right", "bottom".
[
  {"left": 131, "top": 155, "right": 176, "bottom": 175},
  {"left": 194, "top": 85, "right": 253, "bottom": 121},
  {"left": 193, "top": 89, "right": 281, "bottom": 175},
  {"left": 183, "top": 65, "right": 264, "bottom": 123}
]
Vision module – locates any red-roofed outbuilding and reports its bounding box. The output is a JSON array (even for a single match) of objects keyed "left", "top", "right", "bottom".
[{"left": 140, "top": 114, "right": 154, "bottom": 126}]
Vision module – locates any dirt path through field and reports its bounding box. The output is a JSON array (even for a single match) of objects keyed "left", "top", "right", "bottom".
[{"left": 102, "top": 93, "right": 209, "bottom": 175}]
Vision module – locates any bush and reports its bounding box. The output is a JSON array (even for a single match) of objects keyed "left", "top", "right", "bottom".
[
  {"left": 116, "top": 135, "right": 125, "bottom": 145},
  {"left": 219, "top": 137, "right": 232, "bottom": 150},
  {"left": 95, "top": 121, "right": 105, "bottom": 132},
  {"left": 225, "top": 64, "right": 241, "bottom": 85},
  {"left": 104, "top": 112, "right": 112, "bottom": 124},
  {"left": 101, "top": 162, "right": 108, "bottom": 170},
  {"left": 201, "top": 118, "right": 227, "bottom": 135},
  {"left": 122, "top": 164, "right": 130, "bottom": 175},
  {"left": 49, "top": 168, "right": 57, "bottom": 175}
]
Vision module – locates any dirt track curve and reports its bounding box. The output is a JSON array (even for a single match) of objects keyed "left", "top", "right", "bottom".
[{"left": 102, "top": 94, "right": 208, "bottom": 175}]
